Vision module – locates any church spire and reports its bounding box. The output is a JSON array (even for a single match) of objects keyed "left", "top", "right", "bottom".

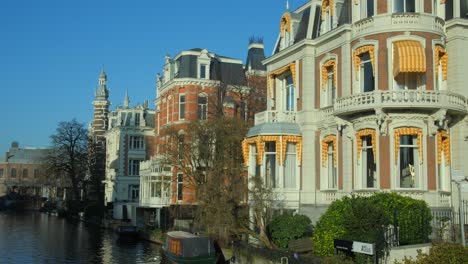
[
  {"left": 286, "top": 0, "right": 289, "bottom": 11},
  {"left": 123, "top": 89, "right": 130, "bottom": 108},
  {"left": 95, "top": 69, "right": 109, "bottom": 101}
]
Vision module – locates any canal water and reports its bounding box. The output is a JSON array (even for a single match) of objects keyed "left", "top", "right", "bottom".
[{"left": 0, "top": 211, "right": 163, "bottom": 263}]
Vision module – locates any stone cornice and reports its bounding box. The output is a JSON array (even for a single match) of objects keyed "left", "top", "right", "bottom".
[{"left": 158, "top": 78, "right": 220, "bottom": 95}]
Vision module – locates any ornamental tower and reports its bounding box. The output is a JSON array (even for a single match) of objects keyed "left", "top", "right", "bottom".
[{"left": 91, "top": 69, "right": 110, "bottom": 145}]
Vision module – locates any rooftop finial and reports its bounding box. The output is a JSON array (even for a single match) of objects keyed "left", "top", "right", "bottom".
[
  {"left": 123, "top": 89, "right": 130, "bottom": 108},
  {"left": 286, "top": 0, "right": 289, "bottom": 11}
]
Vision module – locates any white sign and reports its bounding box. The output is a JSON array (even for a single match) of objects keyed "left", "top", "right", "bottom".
[{"left": 352, "top": 241, "right": 374, "bottom": 255}]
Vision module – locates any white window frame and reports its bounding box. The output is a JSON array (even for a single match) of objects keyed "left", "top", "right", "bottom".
[
  {"left": 360, "top": 0, "right": 375, "bottom": 19},
  {"left": 327, "top": 142, "right": 337, "bottom": 189},
  {"left": 326, "top": 68, "right": 336, "bottom": 107},
  {"left": 129, "top": 184, "right": 139, "bottom": 200},
  {"left": 197, "top": 95, "right": 208, "bottom": 120},
  {"left": 283, "top": 143, "right": 297, "bottom": 189},
  {"left": 285, "top": 74, "right": 295, "bottom": 111},
  {"left": 393, "top": 0, "right": 418, "bottom": 13},
  {"left": 177, "top": 173, "right": 183, "bottom": 201},
  {"left": 129, "top": 135, "right": 144, "bottom": 150},
  {"left": 200, "top": 64, "right": 208, "bottom": 79},
  {"left": 360, "top": 52, "right": 375, "bottom": 93},
  {"left": 264, "top": 141, "right": 278, "bottom": 189},
  {"left": 360, "top": 135, "right": 377, "bottom": 189},
  {"left": 179, "top": 94, "right": 185, "bottom": 120},
  {"left": 397, "top": 135, "right": 420, "bottom": 189},
  {"left": 128, "top": 159, "right": 141, "bottom": 176}
]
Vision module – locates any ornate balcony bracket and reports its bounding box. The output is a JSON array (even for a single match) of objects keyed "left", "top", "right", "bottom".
[
  {"left": 429, "top": 109, "right": 450, "bottom": 135},
  {"left": 375, "top": 108, "right": 388, "bottom": 136},
  {"left": 335, "top": 116, "right": 354, "bottom": 139}
]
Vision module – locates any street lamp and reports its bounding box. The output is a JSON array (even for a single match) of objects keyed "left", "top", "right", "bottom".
[{"left": 452, "top": 170, "right": 467, "bottom": 246}]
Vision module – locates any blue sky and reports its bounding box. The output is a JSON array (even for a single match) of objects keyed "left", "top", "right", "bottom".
[{"left": 0, "top": 0, "right": 304, "bottom": 153}]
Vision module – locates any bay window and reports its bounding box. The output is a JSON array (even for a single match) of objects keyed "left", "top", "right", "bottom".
[
  {"left": 398, "top": 135, "right": 419, "bottom": 188},
  {"left": 394, "top": 0, "right": 416, "bottom": 13},
  {"left": 265, "top": 141, "right": 278, "bottom": 188},
  {"left": 284, "top": 143, "right": 296, "bottom": 189}
]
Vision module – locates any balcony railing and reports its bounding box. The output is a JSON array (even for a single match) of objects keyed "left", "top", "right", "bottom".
[
  {"left": 254, "top": 110, "right": 298, "bottom": 125},
  {"left": 353, "top": 13, "right": 445, "bottom": 38},
  {"left": 335, "top": 90, "right": 467, "bottom": 116}
]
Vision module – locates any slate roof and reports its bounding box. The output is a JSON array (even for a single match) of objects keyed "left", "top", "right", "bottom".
[{"left": 246, "top": 46, "right": 266, "bottom": 71}]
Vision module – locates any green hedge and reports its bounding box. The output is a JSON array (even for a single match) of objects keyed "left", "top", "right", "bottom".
[
  {"left": 313, "top": 192, "right": 432, "bottom": 257},
  {"left": 395, "top": 243, "right": 468, "bottom": 264},
  {"left": 268, "top": 213, "right": 311, "bottom": 249}
]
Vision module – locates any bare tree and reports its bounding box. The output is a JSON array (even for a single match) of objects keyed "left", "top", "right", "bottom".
[{"left": 44, "top": 119, "right": 88, "bottom": 201}]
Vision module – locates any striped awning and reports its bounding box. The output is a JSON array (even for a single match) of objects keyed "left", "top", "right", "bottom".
[
  {"left": 435, "top": 45, "right": 448, "bottom": 80},
  {"left": 393, "top": 41, "right": 426, "bottom": 77}
]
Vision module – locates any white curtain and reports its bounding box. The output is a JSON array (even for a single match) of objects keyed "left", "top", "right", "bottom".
[{"left": 284, "top": 143, "right": 296, "bottom": 189}]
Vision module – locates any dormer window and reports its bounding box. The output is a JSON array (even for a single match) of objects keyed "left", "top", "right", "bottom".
[
  {"left": 321, "top": 0, "right": 335, "bottom": 34},
  {"left": 393, "top": 0, "right": 416, "bottom": 13},
  {"left": 200, "top": 64, "right": 207, "bottom": 79}
]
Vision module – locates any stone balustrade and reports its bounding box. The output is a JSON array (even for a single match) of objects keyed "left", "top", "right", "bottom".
[
  {"left": 335, "top": 90, "right": 467, "bottom": 116},
  {"left": 254, "top": 110, "right": 298, "bottom": 125},
  {"left": 353, "top": 13, "right": 445, "bottom": 38}
]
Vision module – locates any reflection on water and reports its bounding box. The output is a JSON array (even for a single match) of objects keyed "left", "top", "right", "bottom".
[{"left": 0, "top": 211, "right": 163, "bottom": 263}]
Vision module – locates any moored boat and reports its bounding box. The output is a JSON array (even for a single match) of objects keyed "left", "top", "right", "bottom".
[
  {"left": 115, "top": 225, "right": 139, "bottom": 239},
  {"left": 163, "top": 231, "right": 226, "bottom": 264}
]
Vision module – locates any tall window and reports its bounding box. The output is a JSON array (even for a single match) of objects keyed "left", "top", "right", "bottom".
[
  {"left": 445, "top": 0, "right": 453, "bottom": 20},
  {"left": 361, "top": 135, "right": 376, "bottom": 188},
  {"left": 22, "top": 169, "right": 28, "bottom": 178},
  {"left": 394, "top": 0, "right": 416, "bottom": 13},
  {"left": 327, "top": 68, "right": 336, "bottom": 106},
  {"left": 360, "top": 52, "right": 375, "bottom": 92},
  {"left": 34, "top": 169, "right": 40, "bottom": 178},
  {"left": 284, "top": 143, "right": 296, "bottom": 189},
  {"left": 461, "top": 0, "right": 468, "bottom": 18},
  {"left": 178, "top": 135, "right": 184, "bottom": 160},
  {"left": 177, "top": 173, "right": 183, "bottom": 201},
  {"left": 198, "top": 95, "right": 208, "bottom": 120},
  {"left": 128, "top": 160, "right": 141, "bottom": 176},
  {"left": 11, "top": 168, "right": 16, "bottom": 178},
  {"left": 285, "top": 75, "right": 295, "bottom": 111},
  {"left": 327, "top": 142, "right": 337, "bottom": 189},
  {"left": 129, "top": 136, "right": 144, "bottom": 150},
  {"left": 265, "top": 142, "right": 278, "bottom": 188},
  {"left": 135, "top": 113, "right": 140, "bottom": 126},
  {"left": 0, "top": 169, "right": 3, "bottom": 178},
  {"left": 395, "top": 73, "right": 421, "bottom": 90},
  {"left": 200, "top": 65, "right": 207, "bottom": 79},
  {"left": 361, "top": 0, "right": 374, "bottom": 18},
  {"left": 179, "top": 94, "right": 185, "bottom": 120},
  {"left": 150, "top": 180, "right": 161, "bottom": 198},
  {"left": 399, "top": 135, "right": 419, "bottom": 188},
  {"left": 129, "top": 185, "right": 139, "bottom": 200}
]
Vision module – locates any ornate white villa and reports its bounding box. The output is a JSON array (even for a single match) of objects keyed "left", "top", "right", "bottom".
[{"left": 242, "top": 0, "right": 468, "bottom": 223}]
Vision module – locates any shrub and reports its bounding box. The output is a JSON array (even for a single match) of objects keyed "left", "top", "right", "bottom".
[
  {"left": 313, "top": 193, "right": 432, "bottom": 257},
  {"left": 394, "top": 243, "right": 468, "bottom": 264},
  {"left": 268, "top": 213, "right": 311, "bottom": 249}
]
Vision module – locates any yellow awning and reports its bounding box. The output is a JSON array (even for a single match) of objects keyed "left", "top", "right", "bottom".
[
  {"left": 321, "top": 59, "right": 337, "bottom": 90},
  {"left": 393, "top": 41, "right": 426, "bottom": 77},
  {"left": 435, "top": 45, "right": 448, "bottom": 80},
  {"left": 321, "top": 0, "right": 334, "bottom": 20}
]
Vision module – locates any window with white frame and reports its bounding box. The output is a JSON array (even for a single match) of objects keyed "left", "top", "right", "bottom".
[
  {"left": 129, "top": 136, "right": 144, "bottom": 150},
  {"left": 326, "top": 68, "right": 336, "bottom": 106},
  {"left": 360, "top": 52, "right": 375, "bottom": 92},
  {"left": 129, "top": 185, "right": 139, "bottom": 200},
  {"left": 200, "top": 64, "right": 207, "bottom": 79},
  {"left": 398, "top": 135, "right": 419, "bottom": 188},
  {"left": 128, "top": 159, "right": 141, "bottom": 176},
  {"left": 360, "top": 0, "right": 375, "bottom": 19},
  {"left": 177, "top": 173, "right": 183, "bottom": 201},
  {"left": 360, "top": 135, "right": 376, "bottom": 188},
  {"left": 265, "top": 141, "right": 278, "bottom": 188},
  {"left": 11, "top": 168, "right": 16, "bottom": 178},
  {"left": 249, "top": 144, "right": 261, "bottom": 178},
  {"left": 322, "top": 6, "right": 334, "bottom": 33},
  {"left": 327, "top": 142, "right": 337, "bottom": 189},
  {"left": 179, "top": 94, "right": 185, "bottom": 120},
  {"left": 135, "top": 113, "right": 140, "bottom": 126},
  {"left": 394, "top": 73, "right": 423, "bottom": 90},
  {"left": 285, "top": 74, "right": 295, "bottom": 111},
  {"left": 393, "top": 0, "right": 416, "bottom": 13},
  {"left": 198, "top": 95, "right": 208, "bottom": 120},
  {"left": 437, "top": 131, "right": 450, "bottom": 191},
  {"left": 284, "top": 143, "right": 296, "bottom": 189}
]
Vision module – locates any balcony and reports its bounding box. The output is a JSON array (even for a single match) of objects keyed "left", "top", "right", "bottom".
[
  {"left": 353, "top": 13, "right": 445, "bottom": 38},
  {"left": 335, "top": 90, "right": 467, "bottom": 116},
  {"left": 254, "top": 110, "right": 298, "bottom": 126}
]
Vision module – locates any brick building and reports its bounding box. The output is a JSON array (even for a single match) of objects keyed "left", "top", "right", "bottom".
[
  {"left": 243, "top": 0, "right": 468, "bottom": 225},
  {"left": 139, "top": 43, "right": 267, "bottom": 229}
]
